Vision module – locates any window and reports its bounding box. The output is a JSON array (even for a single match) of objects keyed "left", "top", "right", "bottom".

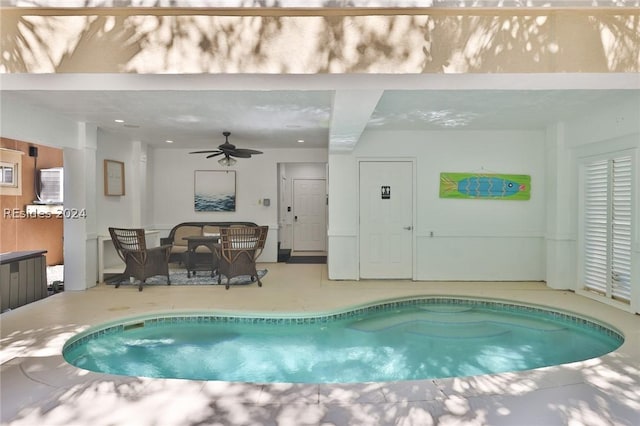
[
  {"left": 0, "top": 149, "right": 23, "bottom": 196},
  {"left": 581, "top": 154, "right": 633, "bottom": 303},
  {"left": 0, "top": 162, "right": 16, "bottom": 186}
]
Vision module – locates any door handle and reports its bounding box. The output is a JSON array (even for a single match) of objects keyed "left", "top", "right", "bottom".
[
  {"left": 403, "top": 226, "right": 412, "bottom": 230},
  {"left": 295, "top": 216, "right": 298, "bottom": 221}
]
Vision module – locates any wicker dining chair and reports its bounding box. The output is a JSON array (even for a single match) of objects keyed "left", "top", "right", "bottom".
[
  {"left": 215, "top": 226, "right": 268, "bottom": 289},
  {"left": 108, "top": 227, "right": 172, "bottom": 291}
]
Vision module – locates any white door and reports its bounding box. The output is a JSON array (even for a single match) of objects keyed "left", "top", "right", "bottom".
[
  {"left": 359, "top": 161, "right": 413, "bottom": 279},
  {"left": 293, "top": 179, "right": 327, "bottom": 251}
]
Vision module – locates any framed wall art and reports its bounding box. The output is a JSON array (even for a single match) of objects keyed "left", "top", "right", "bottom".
[
  {"left": 440, "top": 172, "right": 530, "bottom": 200},
  {"left": 194, "top": 170, "right": 236, "bottom": 212},
  {"left": 104, "top": 159, "right": 125, "bottom": 196}
]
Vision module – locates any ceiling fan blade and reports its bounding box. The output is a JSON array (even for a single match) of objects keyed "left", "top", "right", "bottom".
[
  {"left": 194, "top": 131, "right": 263, "bottom": 162},
  {"left": 227, "top": 151, "right": 252, "bottom": 158},
  {"left": 206, "top": 152, "right": 225, "bottom": 159},
  {"left": 233, "top": 148, "right": 263, "bottom": 155}
]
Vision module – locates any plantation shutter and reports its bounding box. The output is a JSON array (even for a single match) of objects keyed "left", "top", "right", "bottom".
[
  {"left": 582, "top": 155, "right": 633, "bottom": 303},
  {"left": 611, "top": 156, "right": 632, "bottom": 301},
  {"left": 583, "top": 160, "right": 609, "bottom": 295}
]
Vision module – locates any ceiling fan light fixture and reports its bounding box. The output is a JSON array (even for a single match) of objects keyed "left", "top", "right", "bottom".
[
  {"left": 218, "top": 156, "right": 237, "bottom": 167},
  {"left": 190, "top": 131, "right": 262, "bottom": 164}
]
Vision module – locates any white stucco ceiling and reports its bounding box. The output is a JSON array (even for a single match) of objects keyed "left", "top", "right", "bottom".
[{"left": 1, "top": 73, "right": 638, "bottom": 152}]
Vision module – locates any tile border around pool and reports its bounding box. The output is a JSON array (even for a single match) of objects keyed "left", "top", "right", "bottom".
[{"left": 62, "top": 295, "right": 624, "bottom": 355}]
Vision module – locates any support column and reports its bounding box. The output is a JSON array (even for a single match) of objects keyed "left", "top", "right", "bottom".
[
  {"left": 129, "top": 140, "right": 145, "bottom": 227},
  {"left": 63, "top": 122, "right": 97, "bottom": 290},
  {"left": 545, "top": 122, "right": 577, "bottom": 290}
]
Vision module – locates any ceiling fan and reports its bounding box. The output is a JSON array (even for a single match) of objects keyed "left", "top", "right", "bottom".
[{"left": 189, "top": 131, "right": 263, "bottom": 166}]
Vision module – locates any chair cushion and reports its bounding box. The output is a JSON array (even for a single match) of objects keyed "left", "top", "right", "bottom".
[
  {"left": 173, "top": 226, "right": 202, "bottom": 246},
  {"left": 203, "top": 225, "right": 220, "bottom": 237}
]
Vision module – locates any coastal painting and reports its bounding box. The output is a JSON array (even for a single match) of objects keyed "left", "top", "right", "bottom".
[
  {"left": 194, "top": 170, "right": 236, "bottom": 212},
  {"left": 440, "top": 172, "right": 531, "bottom": 200}
]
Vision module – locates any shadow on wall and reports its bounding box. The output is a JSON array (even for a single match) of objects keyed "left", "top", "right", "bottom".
[{"left": 0, "top": 9, "right": 638, "bottom": 73}]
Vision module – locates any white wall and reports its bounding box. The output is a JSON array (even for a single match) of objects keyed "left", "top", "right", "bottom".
[
  {"left": 544, "top": 122, "right": 575, "bottom": 291},
  {"left": 327, "top": 153, "right": 360, "bottom": 279},
  {"left": 328, "top": 129, "right": 547, "bottom": 281},
  {"left": 0, "top": 96, "right": 79, "bottom": 150},
  {"left": 151, "top": 148, "right": 327, "bottom": 262},
  {"left": 95, "top": 129, "right": 146, "bottom": 235}
]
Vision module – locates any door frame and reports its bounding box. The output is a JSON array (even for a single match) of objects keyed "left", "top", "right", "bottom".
[{"left": 357, "top": 157, "right": 417, "bottom": 280}]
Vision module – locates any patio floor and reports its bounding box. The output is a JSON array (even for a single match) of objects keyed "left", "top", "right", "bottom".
[{"left": 1, "top": 262, "right": 639, "bottom": 425}]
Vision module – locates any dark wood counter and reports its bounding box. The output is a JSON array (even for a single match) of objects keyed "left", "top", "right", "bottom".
[{"left": 0, "top": 250, "right": 48, "bottom": 265}]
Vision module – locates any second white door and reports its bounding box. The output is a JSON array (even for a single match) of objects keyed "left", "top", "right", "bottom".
[{"left": 293, "top": 179, "right": 327, "bottom": 252}]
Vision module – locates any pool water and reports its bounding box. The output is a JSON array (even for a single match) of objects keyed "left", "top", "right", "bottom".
[{"left": 63, "top": 300, "right": 623, "bottom": 383}]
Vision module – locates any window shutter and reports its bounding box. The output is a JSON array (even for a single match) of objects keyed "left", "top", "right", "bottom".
[
  {"left": 611, "top": 156, "right": 632, "bottom": 301},
  {"left": 582, "top": 155, "right": 633, "bottom": 303},
  {"left": 583, "top": 159, "right": 609, "bottom": 295}
]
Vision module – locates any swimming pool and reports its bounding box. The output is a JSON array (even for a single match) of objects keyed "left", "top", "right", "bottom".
[{"left": 63, "top": 297, "right": 623, "bottom": 383}]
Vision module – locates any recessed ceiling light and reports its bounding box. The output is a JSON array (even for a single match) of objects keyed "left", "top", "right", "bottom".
[
  {"left": 165, "top": 140, "right": 174, "bottom": 144},
  {"left": 114, "top": 119, "right": 124, "bottom": 123},
  {"left": 297, "top": 139, "right": 305, "bottom": 143}
]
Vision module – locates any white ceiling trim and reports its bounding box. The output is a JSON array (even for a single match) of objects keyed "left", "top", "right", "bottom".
[{"left": 1, "top": 73, "right": 638, "bottom": 92}]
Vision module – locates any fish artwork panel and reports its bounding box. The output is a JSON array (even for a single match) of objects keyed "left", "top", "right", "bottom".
[{"left": 439, "top": 172, "right": 531, "bottom": 200}]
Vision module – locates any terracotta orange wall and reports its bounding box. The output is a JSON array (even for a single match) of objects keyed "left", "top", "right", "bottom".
[{"left": 0, "top": 138, "right": 63, "bottom": 265}]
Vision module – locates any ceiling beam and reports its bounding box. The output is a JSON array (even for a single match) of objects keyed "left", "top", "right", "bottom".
[
  {"left": 2, "top": 73, "right": 637, "bottom": 92},
  {"left": 329, "top": 90, "right": 384, "bottom": 152}
]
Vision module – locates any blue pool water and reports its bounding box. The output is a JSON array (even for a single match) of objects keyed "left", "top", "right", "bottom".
[{"left": 63, "top": 298, "right": 623, "bottom": 383}]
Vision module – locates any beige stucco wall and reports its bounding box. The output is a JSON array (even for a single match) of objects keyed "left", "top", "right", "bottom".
[{"left": 1, "top": 9, "right": 639, "bottom": 74}]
